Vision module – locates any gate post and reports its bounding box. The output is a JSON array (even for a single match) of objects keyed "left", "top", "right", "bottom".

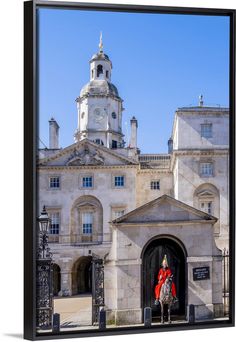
[{"left": 92, "top": 256, "right": 105, "bottom": 325}]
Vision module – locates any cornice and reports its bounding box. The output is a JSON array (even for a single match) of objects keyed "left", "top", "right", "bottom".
[
  {"left": 172, "top": 148, "right": 229, "bottom": 157},
  {"left": 37, "top": 164, "right": 139, "bottom": 171},
  {"left": 76, "top": 93, "right": 123, "bottom": 103},
  {"left": 112, "top": 219, "right": 216, "bottom": 228},
  {"left": 137, "top": 168, "right": 171, "bottom": 174}
]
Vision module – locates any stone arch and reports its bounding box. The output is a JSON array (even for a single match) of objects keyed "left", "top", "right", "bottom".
[
  {"left": 52, "top": 263, "right": 61, "bottom": 296},
  {"left": 70, "top": 195, "right": 103, "bottom": 243},
  {"left": 71, "top": 256, "right": 92, "bottom": 295},
  {"left": 141, "top": 235, "right": 187, "bottom": 320},
  {"left": 97, "top": 64, "right": 103, "bottom": 77},
  {"left": 193, "top": 183, "right": 220, "bottom": 235}
]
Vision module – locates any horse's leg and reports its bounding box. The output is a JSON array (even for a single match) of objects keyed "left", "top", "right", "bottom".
[
  {"left": 161, "top": 303, "right": 164, "bottom": 324},
  {"left": 168, "top": 304, "right": 171, "bottom": 324}
]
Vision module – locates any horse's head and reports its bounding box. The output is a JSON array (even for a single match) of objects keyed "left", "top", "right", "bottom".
[{"left": 165, "top": 274, "right": 173, "bottom": 286}]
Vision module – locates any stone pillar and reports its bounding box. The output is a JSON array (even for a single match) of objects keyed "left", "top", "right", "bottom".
[
  {"left": 49, "top": 117, "right": 59, "bottom": 149},
  {"left": 187, "top": 256, "right": 214, "bottom": 320},
  {"left": 130, "top": 116, "right": 138, "bottom": 149},
  {"left": 59, "top": 269, "right": 72, "bottom": 297}
]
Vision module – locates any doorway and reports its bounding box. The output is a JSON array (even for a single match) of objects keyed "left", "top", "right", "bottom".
[
  {"left": 142, "top": 236, "right": 187, "bottom": 320},
  {"left": 72, "top": 256, "right": 92, "bottom": 295}
]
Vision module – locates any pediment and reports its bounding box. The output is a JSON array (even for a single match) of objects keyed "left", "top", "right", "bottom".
[
  {"left": 113, "top": 195, "right": 217, "bottom": 224},
  {"left": 197, "top": 190, "right": 214, "bottom": 198},
  {"left": 38, "top": 139, "right": 138, "bottom": 167}
]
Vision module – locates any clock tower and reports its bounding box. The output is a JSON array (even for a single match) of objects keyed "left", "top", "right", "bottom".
[{"left": 75, "top": 34, "right": 125, "bottom": 149}]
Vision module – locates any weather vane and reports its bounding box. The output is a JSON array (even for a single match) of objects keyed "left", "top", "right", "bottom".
[{"left": 99, "top": 31, "right": 103, "bottom": 53}]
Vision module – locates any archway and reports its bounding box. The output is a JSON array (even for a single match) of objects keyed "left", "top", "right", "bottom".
[
  {"left": 53, "top": 264, "right": 61, "bottom": 296},
  {"left": 142, "top": 236, "right": 187, "bottom": 320},
  {"left": 72, "top": 256, "right": 92, "bottom": 295}
]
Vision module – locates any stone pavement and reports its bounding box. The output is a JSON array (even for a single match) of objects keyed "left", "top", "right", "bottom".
[{"left": 53, "top": 295, "right": 92, "bottom": 328}]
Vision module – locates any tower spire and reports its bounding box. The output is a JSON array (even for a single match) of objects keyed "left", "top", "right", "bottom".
[{"left": 99, "top": 32, "right": 103, "bottom": 53}]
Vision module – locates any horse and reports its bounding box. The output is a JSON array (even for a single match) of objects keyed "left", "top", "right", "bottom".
[{"left": 159, "top": 275, "right": 174, "bottom": 324}]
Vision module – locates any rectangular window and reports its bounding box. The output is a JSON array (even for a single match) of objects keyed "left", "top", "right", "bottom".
[
  {"left": 201, "top": 124, "right": 212, "bottom": 138},
  {"left": 112, "top": 140, "right": 117, "bottom": 149},
  {"left": 200, "top": 202, "right": 212, "bottom": 215},
  {"left": 50, "top": 212, "right": 60, "bottom": 234},
  {"left": 50, "top": 176, "right": 60, "bottom": 188},
  {"left": 114, "top": 210, "right": 125, "bottom": 219},
  {"left": 150, "top": 181, "right": 160, "bottom": 190},
  {"left": 200, "top": 163, "right": 213, "bottom": 176},
  {"left": 114, "top": 176, "right": 124, "bottom": 187},
  {"left": 82, "top": 212, "right": 93, "bottom": 235},
  {"left": 82, "top": 176, "right": 93, "bottom": 188}
]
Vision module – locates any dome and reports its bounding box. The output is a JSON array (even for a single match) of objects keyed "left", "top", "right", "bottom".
[
  {"left": 80, "top": 80, "right": 119, "bottom": 98},
  {"left": 90, "top": 52, "right": 111, "bottom": 63}
]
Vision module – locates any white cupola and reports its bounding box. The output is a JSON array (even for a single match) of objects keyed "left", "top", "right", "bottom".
[{"left": 74, "top": 34, "right": 125, "bottom": 149}]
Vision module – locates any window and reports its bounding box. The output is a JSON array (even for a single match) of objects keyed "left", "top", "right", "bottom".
[
  {"left": 200, "top": 201, "right": 212, "bottom": 215},
  {"left": 81, "top": 112, "right": 85, "bottom": 119},
  {"left": 200, "top": 163, "right": 213, "bottom": 176},
  {"left": 114, "top": 176, "right": 124, "bottom": 187},
  {"left": 112, "top": 140, "right": 117, "bottom": 149},
  {"left": 50, "top": 176, "right": 60, "bottom": 189},
  {"left": 114, "top": 210, "right": 125, "bottom": 219},
  {"left": 106, "top": 70, "right": 109, "bottom": 78},
  {"left": 82, "top": 176, "right": 93, "bottom": 188},
  {"left": 94, "top": 138, "right": 104, "bottom": 145},
  {"left": 82, "top": 212, "right": 93, "bottom": 235},
  {"left": 91, "top": 70, "right": 94, "bottom": 78},
  {"left": 50, "top": 212, "right": 60, "bottom": 234},
  {"left": 97, "top": 64, "right": 103, "bottom": 77},
  {"left": 201, "top": 123, "right": 212, "bottom": 138},
  {"left": 150, "top": 181, "right": 160, "bottom": 190},
  {"left": 112, "top": 112, "right": 117, "bottom": 119}
]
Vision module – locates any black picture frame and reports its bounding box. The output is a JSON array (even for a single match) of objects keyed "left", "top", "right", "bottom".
[{"left": 24, "top": 1, "right": 235, "bottom": 340}]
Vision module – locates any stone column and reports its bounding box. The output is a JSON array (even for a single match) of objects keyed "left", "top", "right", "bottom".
[{"left": 59, "top": 269, "right": 72, "bottom": 297}]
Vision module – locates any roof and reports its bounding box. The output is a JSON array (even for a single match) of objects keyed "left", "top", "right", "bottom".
[
  {"left": 112, "top": 194, "right": 217, "bottom": 225},
  {"left": 90, "top": 52, "right": 111, "bottom": 63},
  {"left": 79, "top": 80, "right": 119, "bottom": 98}
]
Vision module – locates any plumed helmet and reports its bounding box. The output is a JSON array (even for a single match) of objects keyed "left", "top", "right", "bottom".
[{"left": 162, "top": 254, "right": 168, "bottom": 267}]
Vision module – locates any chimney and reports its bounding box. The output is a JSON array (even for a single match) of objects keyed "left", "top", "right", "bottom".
[
  {"left": 130, "top": 116, "right": 138, "bottom": 149},
  {"left": 49, "top": 117, "right": 59, "bottom": 149}
]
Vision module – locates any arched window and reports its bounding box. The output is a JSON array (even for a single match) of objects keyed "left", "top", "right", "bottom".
[
  {"left": 71, "top": 195, "right": 103, "bottom": 243},
  {"left": 97, "top": 64, "right": 103, "bottom": 77},
  {"left": 106, "top": 70, "right": 109, "bottom": 78},
  {"left": 193, "top": 183, "right": 220, "bottom": 235}
]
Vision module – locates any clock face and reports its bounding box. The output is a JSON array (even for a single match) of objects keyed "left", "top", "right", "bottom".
[{"left": 94, "top": 108, "right": 105, "bottom": 123}]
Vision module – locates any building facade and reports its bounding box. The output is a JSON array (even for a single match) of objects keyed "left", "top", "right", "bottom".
[{"left": 38, "top": 40, "right": 229, "bottom": 324}]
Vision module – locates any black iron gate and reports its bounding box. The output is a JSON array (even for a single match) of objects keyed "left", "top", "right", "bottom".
[{"left": 92, "top": 256, "right": 104, "bottom": 325}]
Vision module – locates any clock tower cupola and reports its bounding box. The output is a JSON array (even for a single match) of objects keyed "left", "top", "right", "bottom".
[{"left": 75, "top": 34, "right": 125, "bottom": 149}]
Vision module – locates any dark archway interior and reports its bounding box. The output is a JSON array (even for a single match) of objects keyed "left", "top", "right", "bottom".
[
  {"left": 53, "top": 264, "right": 61, "bottom": 296},
  {"left": 142, "top": 237, "right": 186, "bottom": 319},
  {"left": 72, "top": 256, "right": 92, "bottom": 295}
]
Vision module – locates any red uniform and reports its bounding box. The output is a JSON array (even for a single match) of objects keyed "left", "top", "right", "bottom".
[{"left": 154, "top": 267, "right": 177, "bottom": 299}]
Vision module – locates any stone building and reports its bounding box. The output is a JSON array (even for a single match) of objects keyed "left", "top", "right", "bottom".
[{"left": 38, "top": 38, "right": 229, "bottom": 324}]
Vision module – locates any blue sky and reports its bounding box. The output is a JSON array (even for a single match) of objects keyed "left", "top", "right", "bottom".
[{"left": 38, "top": 8, "right": 229, "bottom": 153}]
